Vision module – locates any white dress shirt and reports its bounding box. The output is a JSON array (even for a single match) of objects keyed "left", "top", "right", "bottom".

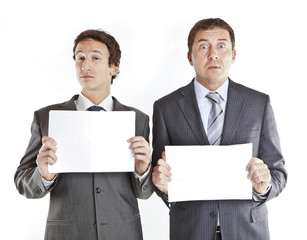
[{"left": 194, "top": 78, "right": 228, "bottom": 133}]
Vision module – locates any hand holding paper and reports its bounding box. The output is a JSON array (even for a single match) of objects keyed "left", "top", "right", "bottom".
[
  {"left": 36, "top": 136, "right": 58, "bottom": 181},
  {"left": 246, "top": 157, "right": 271, "bottom": 194},
  {"left": 152, "top": 151, "right": 172, "bottom": 195},
  {"left": 128, "top": 136, "right": 151, "bottom": 175}
]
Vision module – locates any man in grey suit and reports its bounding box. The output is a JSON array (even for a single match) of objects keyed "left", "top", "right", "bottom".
[
  {"left": 152, "top": 18, "right": 287, "bottom": 240},
  {"left": 15, "top": 29, "right": 154, "bottom": 240}
]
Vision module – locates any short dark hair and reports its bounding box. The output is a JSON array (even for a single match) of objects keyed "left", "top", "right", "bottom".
[
  {"left": 73, "top": 29, "right": 121, "bottom": 81},
  {"left": 188, "top": 18, "right": 235, "bottom": 53}
]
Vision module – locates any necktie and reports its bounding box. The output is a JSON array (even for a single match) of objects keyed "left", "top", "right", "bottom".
[
  {"left": 206, "top": 92, "right": 224, "bottom": 145},
  {"left": 87, "top": 106, "right": 105, "bottom": 111}
]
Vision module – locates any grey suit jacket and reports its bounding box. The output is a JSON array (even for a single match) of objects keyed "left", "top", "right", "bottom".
[
  {"left": 152, "top": 79, "right": 287, "bottom": 240},
  {"left": 15, "top": 95, "right": 154, "bottom": 240}
]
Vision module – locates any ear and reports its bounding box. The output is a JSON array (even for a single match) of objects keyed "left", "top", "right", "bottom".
[
  {"left": 110, "top": 63, "right": 120, "bottom": 76},
  {"left": 187, "top": 52, "right": 193, "bottom": 66},
  {"left": 232, "top": 49, "right": 236, "bottom": 63}
]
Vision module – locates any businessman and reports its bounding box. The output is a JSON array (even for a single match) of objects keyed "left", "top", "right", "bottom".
[
  {"left": 15, "top": 29, "right": 154, "bottom": 240},
  {"left": 152, "top": 18, "right": 287, "bottom": 240}
]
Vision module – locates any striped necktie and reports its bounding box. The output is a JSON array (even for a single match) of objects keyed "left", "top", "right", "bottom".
[
  {"left": 87, "top": 106, "right": 105, "bottom": 111},
  {"left": 206, "top": 92, "right": 224, "bottom": 145}
]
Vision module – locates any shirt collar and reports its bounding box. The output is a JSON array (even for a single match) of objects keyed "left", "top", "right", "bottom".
[
  {"left": 194, "top": 78, "right": 229, "bottom": 103},
  {"left": 75, "top": 93, "right": 113, "bottom": 111}
]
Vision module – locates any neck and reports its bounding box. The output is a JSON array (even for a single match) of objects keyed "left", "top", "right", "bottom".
[
  {"left": 81, "top": 88, "right": 110, "bottom": 105},
  {"left": 195, "top": 77, "right": 227, "bottom": 91}
]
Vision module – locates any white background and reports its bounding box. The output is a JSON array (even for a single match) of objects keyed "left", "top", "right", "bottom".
[{"left": 1, "top": 0, "right": 306, "bottom": 239}]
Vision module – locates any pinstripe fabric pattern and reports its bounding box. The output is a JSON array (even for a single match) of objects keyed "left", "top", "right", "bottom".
[
  {"left": 15, "top": 95, "right": 154, "bottom": 240},
  {"left": 152, "top": 79, "right": 287, "bottom": 240}
]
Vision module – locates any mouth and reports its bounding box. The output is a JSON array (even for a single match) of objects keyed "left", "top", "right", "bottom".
[
  {"left": 80, "top": 75, "right": 94, "bottom": 79},
  {"left": 208, "top": 66, "right": 220, "bottom": 70}
]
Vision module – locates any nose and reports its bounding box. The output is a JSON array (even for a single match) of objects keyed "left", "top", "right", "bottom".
[
  {"left": 82, "top": 59, "right": 91, "bottom": 71},
  {"left": 208, "top": 49, "right": 219, "bottom": 60}
]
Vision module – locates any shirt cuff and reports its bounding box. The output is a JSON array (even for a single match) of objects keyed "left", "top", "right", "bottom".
[
  {"left": 252, "top": 184, "right": 272, "bottom": 202},
  {"left": 134, "top": 163, "right": 151, "bottom": 183},
  {"left": 41, "top": 175, "right": 58, "bottom": 190}
]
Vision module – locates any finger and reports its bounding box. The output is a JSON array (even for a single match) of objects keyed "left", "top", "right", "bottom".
[
  {"left": 42, "top": 136, "right": 57, "bottom": 145},
  {"left": 247, "top": 163, "right": 267, "bottom": 179},
  {"left": 152, "top": 171, "right": 171, "bottom": 183},
  {"left": 132, "top": 146, "right": 151, "bottom": 155},
  {"left": 252, "top": 168, "right": 271, "bottom": 183},
  {"left": 39, "top": 141, "right": 57, "bottom": 154},
  {"left": 153, "top": 165, "right": 172, "bottom": 178},
  {"left": 127, "top": 136, "right": 147, "bottom": 143},
  {"left": 134, "top": 154, "right": 150, "bottom": 164},
  {"left": 246, "top": 157, "right": 263, "bottom": 171},
  {"left": 37, "top": 151, "right": 58, "bottom": 164},
  {"left": 249, "top": 163, "right": 268, "bottom": 177},
  {"left": 152, "top": 175, "right": 170, "bottom": 186},
  {"left": 152, "top": 178, "right": 168, "bottom": 193},
  {"left": 157, "top": 158, "right": 171, "bottom": 171},
  {"left": 36, "top": 155, "right": 57, "bottom": 166},
  {"left": 130, "top": 142, "right": 150, "bottom": 151}
]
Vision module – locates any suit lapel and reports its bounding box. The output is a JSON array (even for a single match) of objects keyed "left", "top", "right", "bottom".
[
  {"left": 221, "top": 80, "right": 245, "bottom": 145},
  {"left": 177, "top": 80, "right": 209, "bottom": 145},
  {"left": 112, "top": 97, "right": 127, "bottom": 111},
  {"left": 60, "top": 95, "right": 79, "bottom": 110}
]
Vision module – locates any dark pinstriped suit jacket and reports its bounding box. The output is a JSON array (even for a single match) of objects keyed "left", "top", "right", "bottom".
[
  {"left": 15, "top": 95, "right": 154, "bottom": 240},
  {"left": 152, "top": 79, "right": 287, "bottom": 240}
]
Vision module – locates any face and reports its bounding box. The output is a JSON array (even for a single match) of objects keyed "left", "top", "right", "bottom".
[
  {"left": 74, "top": 38, "right": 118, "bottom": 94},
  {"left": 188, "top": 27, "right": 236, "bottom": 90}
]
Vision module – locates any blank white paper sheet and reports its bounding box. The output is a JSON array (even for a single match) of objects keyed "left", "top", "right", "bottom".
[
  {"left": 48, "top": 110, "right": 135, "bottom": 173},
  {"left": 166, "top": 143, "right": 253, "bottom": 202}
]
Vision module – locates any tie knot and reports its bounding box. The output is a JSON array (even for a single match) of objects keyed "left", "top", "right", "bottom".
[
  {"left": 206, "top": 92, "right": 221, "bottom": 104},
  {"left": 87, "top": 106, "right": 105, "bottom": 111}
]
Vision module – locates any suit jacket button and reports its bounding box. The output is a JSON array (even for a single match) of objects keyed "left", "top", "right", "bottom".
[
  {"left": 35, "top": 186, "right": 42, "bottom": 195},
  {"left": 96, "top": 187, "right": 102, "bottom": 194},
  {"left": 143, "top": 185, "right": 148, "bottom": 191},
  {"left": 210, "top": 212, "right": 216, "bottom": 218}
]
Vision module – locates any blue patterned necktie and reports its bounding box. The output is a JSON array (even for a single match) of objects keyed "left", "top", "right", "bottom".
[
  {"left": 206, "top": 92, "right": 224, "bottom": 145},
  {"left": 87, "top": 106, "right": 105, "bottom": 111}
]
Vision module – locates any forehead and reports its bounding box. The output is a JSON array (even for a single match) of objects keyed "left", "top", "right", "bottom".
[
  {"left": 75, "top": 38, "right": 109, "bottom": 55},
  {"left": 193, "top": 27, "right": 231, "bottom": 44}
]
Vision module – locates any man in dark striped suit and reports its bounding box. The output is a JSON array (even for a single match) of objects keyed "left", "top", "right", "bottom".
[{"left": 152, "top": 18, "right": 287, "bottom": 240}]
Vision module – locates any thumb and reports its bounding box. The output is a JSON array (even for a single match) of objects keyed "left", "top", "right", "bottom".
[{"left": 161, "top": 151, "right": 166, "bottom": 161}]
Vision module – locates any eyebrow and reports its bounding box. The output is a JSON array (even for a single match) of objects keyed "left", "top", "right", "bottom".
[
  {"left": 75, "top": 50, "right": 103, "bottom": 55},
  {"left": 198, "top": 38, "right": 229, "bottom": 43}
]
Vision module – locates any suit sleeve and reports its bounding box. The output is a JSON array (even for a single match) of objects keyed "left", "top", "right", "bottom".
[
  {"left": 258, "top": 96, "right": 287, "bottom": 202},
  {"left": 130, "top": 114, "right": 155, "bottom": 199},
  {"left": 152, "top": 101, "right": 171, "bottom": 206},
  {"left": 14, "top": 111, "right": 56, "bottom": 199}
]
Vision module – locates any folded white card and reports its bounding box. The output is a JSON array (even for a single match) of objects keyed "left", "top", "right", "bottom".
[
  {"left": 48, "top": 110, "right": 135, "bottom": 173},
  {"left": 166, "top": 143, "right": 252, "bottom": 202}
]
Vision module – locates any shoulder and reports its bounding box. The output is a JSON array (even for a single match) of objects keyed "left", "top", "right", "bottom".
[
  {"left": 154, "top": 81, "right": 194, "bottom": 107},
  {"left": 35, "top": 95, "right": 78, "bottom": 118},
  {"left": 229, "top": 79, "right": 269, "bottom": 102},
  {"left": 112, "top": 97, "right": 149, "bottom": 120}
]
